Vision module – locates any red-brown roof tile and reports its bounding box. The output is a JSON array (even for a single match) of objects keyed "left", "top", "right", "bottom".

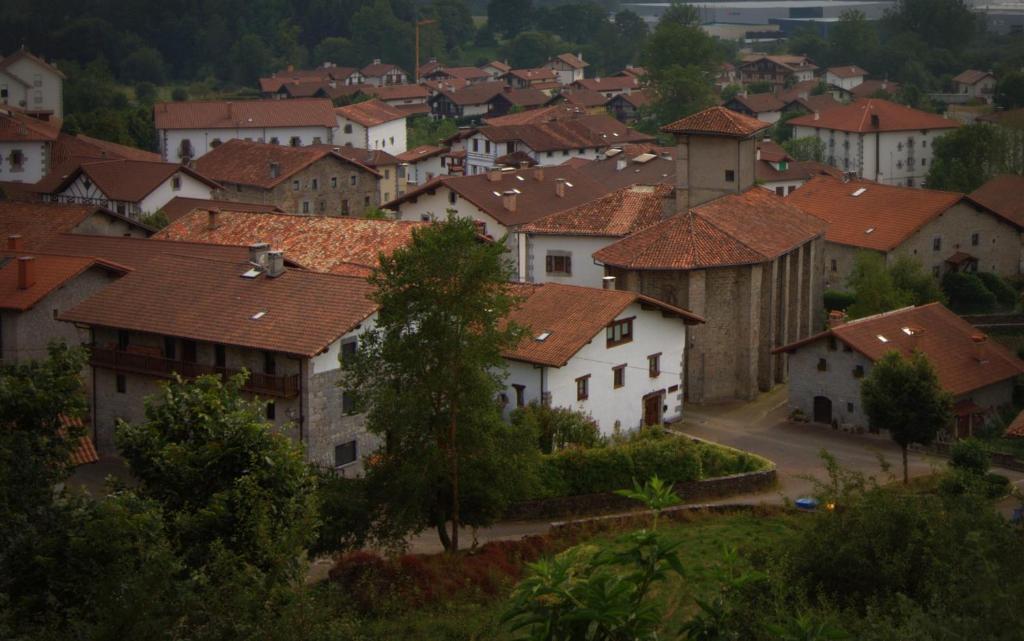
[
  {"left": 555, "top": 89, "right": 608, "bottom": 108},
  {"left": 503, "top": 282, "right": 702, "bottom": 367},
  {"left": 35, "top": 159, "right": 220, "bottom": 203},
  {"left": 0, "top": 252, "right": 128, "bottom": 311},
  {"left": 361, "top": 62, "right": 407, "bottom": 78},
  {"left": 827, "top": 65, "right": 868, "bottom": 78},
  {"left": 160, "top": 197, "right": 283, "bottom": 223},
  {"left": 776, "top": 303, "right": 1024, "bottom": 396},
  {"left": 395, "top": 145, "right": 447, "bottom": 163},
  {"left": 520, "top": 184, "right": 670, "bottom": 237},
  {"left": 550, "top": 53, "right": 588, "bottom": 70},
  {"left": 850, "top": 80, "right": 901, "bottom": 99},
  {"left": 59, "top": 414, "right": 99, "bottom": 466},
  {"left": 662, "top": 106, "right": 770, "bottom": 138},
  {"left": 953, "top": 70, "right": 994, "bottom": 86},
  {"left": 0, "top": 202, "right": 152, "bottom": 246},
  {"left": 335, "top": 99, "right": 406, "bottom": 127},
  {"left": 493, "top": 88, "right": 550, "bottom": 108},
  {"left": 507, "top": 68, "right": 558, "bottom": 83},
  {"left": 153, "top": 98, "right": 337, "bottom": 130},
  {"left": 969, "top": 174, "right": 1024, "bottom": 229},
  {"left": 728, "top": 93, "right": 785, "bottom": 114},
  {"left": 51, "top": 132, "right": 161, "bottom": 164},
  {"left": 35, "top": 234, "right": 254, "bottom": 269},
  {"left": 367, "top": 84, "right": 430, "bottom": 101},
  {"left": 0, "top": 106, "right": 60, "bottom": 142},
  {"left": 433, "top": 81, "right": 506, "bottom": 106},
  {"left": 0, "top": 48, "right": 66, "bottom": 79},
  {"left": 789, "top": 99, "right": 958, "bottom": 133},
  {"left": 193, "top": 139, "right": 378, "bottom": 189},
  {"left": 572, "top": 76, "right": 640, "bottom": 93},
  {"left": 1006, "top": 409, "right": 1024, "bottom": 438}
]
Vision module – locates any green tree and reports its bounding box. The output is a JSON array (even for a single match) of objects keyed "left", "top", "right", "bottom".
[
  {"left": 115, "top": 373, "right": 318, "bottom": 578},
  {"left": 720, "top": 83, "right": 743, "bottom": 102},
  {"left": 927, "top": 124, "right": 1024, "bottom": 192},
  {"left": 889, "top": 255, "right": 946, "bottom": 306},
  {"left": 862, "top": 351, "right": 953, "bottom": 483},
  {"left": 828, "top": 10, "right": 878, "bottom": 69},
  {"left": 121, "top": 46, "right": 167, "bottom": 84},
  {"left": 229, "top": 33, "right": 273, "bottom": 86},
  {"left": 884, "top": 0, "right": 978, "bottom": 51},
  {"left": 408, "top": 116, "right": 458, "bottom": 148},
  {"left": 342, "top": 217, "right": 533, "bottom": 552},
  {"left": 787, "top": 27, "right": 829, "bottom": 63},
  {"left": 783, "top": 136, "right": 826, "bottom": 161},
  {"left": 846, "top": 252, "right": 912, "bottom": 318},
  {"left": 429, "top": 0, "right": 476, "bottom": 52},
  {"left": 502, "top": 31, "right": 559, "bottom": 69},
  {"left": 488, "top": 0, "right": 534, "bottom": 38},
  {"left": 995, "top": 70, "right": 1024, "bottom": 110},
  {"left": 312, "top": 36, "right": 356, "bottom": 66},
  {"left": 942, "top": 271, "right": 999, "bottom": 313},
  {"left": 511, "top": 402, "right": 602, "bottom": 454}
]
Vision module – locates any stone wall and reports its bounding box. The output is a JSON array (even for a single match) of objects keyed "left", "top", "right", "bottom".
[{"left": 303, "top": 365, "right": 379, "bottom": 474}]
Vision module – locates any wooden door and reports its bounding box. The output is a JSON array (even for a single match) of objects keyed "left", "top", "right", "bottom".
[{"left": 643, "top": 392, "right": 663, "bottom": 427}]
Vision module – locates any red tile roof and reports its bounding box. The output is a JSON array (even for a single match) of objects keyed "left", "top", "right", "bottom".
[
  {"left": 485, "top": 61, "right": 511, "bottom": 73},
  {"left": 61, "top": 253, "right": 378, "bottom": 357},
  {"left": 503, "top": 282, "right": 702, "bottom": 367},
  {"left": 479, "top": 114, "right": 653, "bottom": 152},
  {"left": 550, "top": 53, "right": 588, "bottom": 70},
  {"left": 850, "top": 80, "right": 901, "bottom": 100},
  {"left": 576, "top": 145, "right": 675, "bottom": 189},
  {"left": 827, "top": 65, "right": 868, "bottom": 78},
  {"left": 507, "top": 68, "right": 558, "bottom": 83},
  {"left": 612, "top": 90, "right": 654, "bottom": 108},
  {"left": 786, "top": 94, "right": 845, "bottom": 115},
  {"left": 35, "top": 234, "right": 254, "bottom": 269},
  {"left": 776, "top": 303, "right": 1024, "bottom": 396},
  {"left": 1006, "top": 409, "right": 1024, "bottom": 438},
  {"left": 789, "top": 99, "right": 958, "bottom": 133},
  {"left": 51, "top": 132, "right": 161, "bottom": 164},
  {"left": 335, "top": 99, "right": 406, "bottom": 127},
  {"left": 0, "top": 48, "right": 66, "bottom": 79},
  {"left": 493, "top": 88, "right": 550, "bottom": 108},
  {"left": 361, "top": 62, "right": 407, "bottom": 78},
  {"left": 953, "top": 70, "right": 994, "bottom": 85},
  {"left": 0, "top": 106, "right": 60, "bottom": 142},
  {"left": 160, "top": 197, "right": 283, "bottom": 223},
  {"left": 520, "top": 184, "right": 670, "bottom": 237},
  {"left": 0, "top": 202, "right": 152, "bottom": 246},
  {"left": 662, "top": 106, "right": 770, "bottom": 138},
  {"left": 443, "top": 66, "right": 492, "bottom": 81},
  {"left": 153, "top": 98, "right": 337, "bottom": 130},
  {"left": 784, "top": 176, "right": 991, "bottom": 251},
  {"left": 156, "top": 210, "right": 424, "bottom": 276},
  {"left": 556, "top": 89, "right": 608, "bottom": 108},
  {"left": 572, "top": 76, "right": 640, "bottom": 93},
  {"left": 594, "top": 187, "right": 826, "bottom": 270},
  {"left": 483, "top": 105, "right": 588, "bottom": 126},
  {"left": 367, "top": 84, "right": 430, "bottom": 101},
  {"left": 969, "top": 174, "right": 1024, "bottom": 229},
  {"left": 35, "top": 159, "right": 220, "bottom": 203},
  {"left": 728, "top": 93, "right": 785, "bottom": 114},
  {"left": 757, "top": 158, "right": 843, "bottom": 184},
  {"left": 395, "top": 145, "right": 447, "bottom": 163},
  {"left": 433, "top": 81, "right": 506, "bottom": 106},
  {"left": 193, "top": 139, "right": 378, "bottom": 189},
  {"left": 739, "top": 54, "right": 817, "bottom": 72},
  {"left": 329, "top": 145, "right": 399, "bottom": 168},
  {"left": 0, "top": 252, "right": 128, "bottom": 311},
  {"left": 59, "top": 414, "right": 99, "bottom": 466}
]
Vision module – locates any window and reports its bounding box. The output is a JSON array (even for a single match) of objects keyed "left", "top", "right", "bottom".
[
  {"left": 215, "top": 344, "right": 226, "bottom": 368},
  {"left": 545, "top": 254, "right": 571, "bottom": 275},
  {"left": 210, "top": 138, "right": 222, "bottom": 148},
  {"left": 182, "top": 340, "right": 197, "bottom": 363},
  {"left": 472, "top": 139, "right": 479, "bottom": 152},
  {"left": 547, "top": 151, "right": 554, "bottom": 158},
  {"left": 932, "top": 236, "right": 942, "bottom": 251},
  {"left": 292, "top": 180, "right": 300, "bottom": 191},
  {"left": 32, "top": 73, "right": 42, "bottom": 87},
  {"left": 512, "top": 384, "right": 526, "bottom": 408},
  {"left": 384, "top": 168, "right": 390, "bottom": 179},
  {"left": 311, "top": 178, "right": 319, "bottom": 190},
  {"left": 830, "top": 259, "right": 837, "bottom": 272},
  {"left": 263, "top": 351, "right": 276, "bottom": 375},
  {"left": 340, "top": 340, "right": 357, "bottom": 364},
  {"left": 116, "top": 204, "right": 126, "bottom": 215},
  {"left": 266, "top": 401, "right": 276, "bottom": 420},
  {"left": 389, "top": 136, "right": 394, "bottom": 145},
  {"left": 364, "top": 195, "right": 371, "bottom": 206},
  {"left": 724, "top": 169, "right": 735, "bottom": 182},
  {"left": 116, "top": 374, "right": 127, "bottom": 394},
  {"left": 449, "top": 191, "right": 458, "bottom": 205},
  {"left": 344, "top": 123, "right": 353, "bottom": 134},
  {"left": 606, "top": 317, "right": 633, "bottom": 347},
  {"left": 335, "top": 441, "right": 357, "bottom": 468},
  {"left": 847, "top": 402, "right": 854, "bottom": 413},
  {"left": 648, "top": 353, "right": 661, "bottom": 378},
  {"left": 485, "top": 141, "right": 491, "bottom": 154},
  {"left": 828, "top": 336, "right": 837, "bottom": 351},
  {"left": 922, "top": 158, "right": 927, "bottom": 166},
  {"left": 331, "top": 176, "right": 338, "bottom": 189},
  {"left": 341, "top": 199, "right": 350, "bottom": 214},
  {"left": 319, "top": 200, "right": 326, "bottom": 212},
  {"left": 611, "top": 364, "right": 627, "bottom": 389},
  {"left": 117, "top": 330, "right": 130, "bottom": 350},
  {"left": 562, "top": 150, "right": 569, "bottom": 157},
  {"left": 932, "top": 265, "right": 940, "bottom": 277},
  {"left": 270, "top": 137, "right": 279, "bottom": 145},
  {"left": 787, "top": 185, "right": 796, "bottom": 195},
  {"left": 302, "top": 201, "right": 310, "bottom": 214},
  {"left": 164, "top": 337, "right": 176, "bottom": 359},
  {"left": 853, "top": 364, "right": 864, "bottom": 378},
  {"left": 171, "top": 176, "right": 181, "bottom": 191},
  {"left": 971, "top": 232, "right": 979, "bottom": 246},
  {"left": 313, "top": 136, "right": 322, "bottom": 144},
  {"left": 290, "top": 136, "right": 301, "bottom": 147},
  {"left": 0, "top": 84, "right": 6, "bottom": 98},
  {"left": 906, "top": 178, "right": 914, "bottom": 187},
  {"left": 350, "top": 174, "right": 357, "bottom": 186},
  {"left": 817, "top": 358, "right": 828, "bottom": 372},
  {"left": 9, "top": 149, "right": 24, "bottom": 171},
  {"left": 576, "top": 375, "right": 590, "bottom": 401},
  {"left": 775, "top": 186, "right": 785, "bottom": 196}
]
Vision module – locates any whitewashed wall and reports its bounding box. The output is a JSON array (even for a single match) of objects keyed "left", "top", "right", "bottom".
[{"left": 160, "top": 126, "right": 333, "bottom": 161}]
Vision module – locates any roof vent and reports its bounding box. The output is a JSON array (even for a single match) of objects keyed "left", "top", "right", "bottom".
[
  {"left": 17, "top": 256, "right": 35, "bottom": 290},
  {"left": 502, "top": 190, "right": 518, "bottom": 212},
  {"left": 266, "top": 250, "right": 285, "bottom": 278},
  {"left": 852, "top": 188, "right": 867, "bottom": 197},
  {"left": 602, "top": 275, "right": 616, "bottom": 290},
  {"left": 555, "top": 178, "right": 567, "bottom": 198},
  {"left": 248, "top": 242, "right": 270, "bottom": 267},
  {"left": 634, "top": 153, "right": 656, "bottom": 164},
  {"left": 6, "top": 234, "right": 23, "bottom": 251}
]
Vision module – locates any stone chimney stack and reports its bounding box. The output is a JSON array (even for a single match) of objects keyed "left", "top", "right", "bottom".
[
  {"left": 17, "top": 256, "right": 35, "bottom": 290},
  {"left": 532, "top": 166, "right": 544, "bottom": 181},
  {"left": 6, "top": 234, "right": 22, "bottom": 251},
  {"left": 487, "top": 167, "right": 502, "bottom": 182},
  {"left": 207, "top": 209, "right": 220, "bottom": 230},
  {"left": 269, "top": 161, "right": 281, "bottom": 179},
  {"left": 827, "top": 310, "right": 846, "bottom": 328},
  {"left": 555, "top": 178, "right": 567, "bottom": 197},
  {"left": 674, "top": 134, "right": 691, "bottom": 213},
  {"left": 602, "top": 275, "right": 616, "bottom": 290},
  {"left": 972, "top": 334, "right": 989, "bottom": 364},
  {"left": 502, "top": 190, "right": 517, "bottom": 211}
]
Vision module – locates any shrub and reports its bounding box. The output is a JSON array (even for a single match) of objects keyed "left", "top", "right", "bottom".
[
  {"left": 824, "top": 289, "right": 856, "bottom": 312},
  {"left": 949, "top": 438, "right": 990, "bottom": 475},
  {"left": 977, "top": 271, "right": 1018, "bottom": 310},
  {"left": 983, "top": 472, "right": 1011, "bottom": 498},
  {"left": 511, "top": 402, "right": 602, "bottom": 454},
  {"left": 942, "top": 272, "right": 997, "bottom": 314},
  {"left": 170, "top": 87, "right": 189, "bottom": 102}
]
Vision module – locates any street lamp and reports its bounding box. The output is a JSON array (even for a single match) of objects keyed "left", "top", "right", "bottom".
[{"left": 415, "top": 19, "right": 437, "bottom": 80}]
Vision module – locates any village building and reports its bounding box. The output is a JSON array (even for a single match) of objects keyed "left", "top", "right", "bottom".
[
  {"left": 849, "top": 79, "right": 901, "bottom": 100},
  {"left": 756, "top": 140, "right": 842, "bottom": 196},
  {"left": 0, "top": 202, "right": 152, "bottom": 247},
  {"left": 737, "top": 54, "right": 818, "bottom": 89},
  {"left": 571, "top": 75, "right": 641, "bottom": 99},
  {"left": 776, "top": 303, "right": 1024, "bottom": 438},
  {"left": 35, "top": 159, "right": 219, "bottom": 219},
  {"left": 953, "top": 70, "right": 997, "bottom": 104},
  {"left": 824, "top": 66, "right": 868, "bottom": 90},
  {"left": 153, "top": 98, "right": 338, "bottom": 162},
  {"left": 593, "top": 107, "right": 827, "bottom": 403},
  {"left": 545, "top": 88, "right": 608, "bottom": 116},
  {"left": 428, "top": 81, "right": 506, "bottom": 120},
  {"left": 334, "top": 99, "right": 407, "bottom": 156},
  {"left": 786, "top": 176, "right": 1023, "bottom": 289},
  {"left": 481, "top": 60, "right": 511, "bottom": 80},
  {"left": 544, "top": 53, "right": 588, "bottom": 85},
  {"left": 574, "top": 144, "right": 675, "bottom": 190},
  {"left": 516, "top": 184, "right": 672, "bottom": 287},
  {"left": 723, "top": 93, "right": 785, "bottom": 124},
  {"left": 159, "top": 197, "right": 283, "bottom": 224},
  {"left": 421, "top": 66, "right": 491, "bottom": 86},
  {"left": 193, "top": 139, "right": 380, "bottom": 216},
  {"left": 789, "top": 99, "right": 960, "bottom": 187},
  {"left": 258, "top": 65, "right": 364, "bottom": 97},
  {"left": 503, "top": 68, "right": 559, "bottom": 90},
  {"left": 332, "top": 146, "right": 404, "bottom": 204},
  {"left": 359, "top": 60, "right": 408, "bottom": 87},
  {"left": 488, "top": 88, "right": 551, "bottom": 118},
  {"left": 396, "top": 145, "right": 448, "bottom": 187},
  {"left": 970, "top": 174, "right": 1024, "bottom": 232},
  {"left": 502, "top": 282, "right": 703, "bottom": 433},
  {"left": 607, "top": 90, "right": 653, "bottom": 123},
  {"left": 0, "top": 48, "right": 65, "bottom": 119},
  {"left": 365, "top": 84, "right": 430, "bottom": 116},
  {"left": 0, "top": 106, "right": 60, "bottom": 183}
]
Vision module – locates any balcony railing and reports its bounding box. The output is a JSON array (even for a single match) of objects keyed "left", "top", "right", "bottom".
[{"left": 90, "top": 347, "right": 301, "bottom": 398}]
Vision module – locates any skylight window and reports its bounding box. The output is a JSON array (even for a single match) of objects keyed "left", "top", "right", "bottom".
[
  {"left": 241, "top": 268, "right": 261, "bottom": 279},
  {"left": 535, "top": 331, "right": 551, "bottom": 341},
  {"left": 516, "top": 175, "right": 525, "bottom": 181},
  {"left": 877, "top": 334, "right": 888, "bottom": 343},
  {"left": 251, "top": 311, "right": 267, "bottom": 320},
  {"left": 901, "top": 327, "right": 913, "bottom": 335},
  {"left": 565, "top": 182, "right": 574, "bottom": 188},
  {"left": 492, "top": 191, "right": 501, "bottom": 197},
  {"left": 852, "top": 188, "right": 867, "bottom": 197},
  {"left": 865, "top": 227, "right": 875, "bottom": 234}
]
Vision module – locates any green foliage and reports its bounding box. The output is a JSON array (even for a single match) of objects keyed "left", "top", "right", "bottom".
[
  {"left": 942, "top": 271, "right": 998, "bottom": 314},
  {"left": 996, "top": 71, "right": 1024, "bottom": 110},
  {"left": 115, "top": 373, "right": 318, "bottom": 578},
  {"left": 976, "top": 271, "right": 1018, "bottom": 310},
  {"left": 829, "top": 10, "right": 879, "bottom": 68},
  {"left": 171, "top": 86, "right": 189, "bottom": 102},
  {"left": 408, "top": 116, "right": 459, "bottom": 149},
  {"left": 428, "top": 0, "right": 476, "bottom": 52},
  {"left": 889, "top": 255, "right": 946, "bottom": 306},
  {"left": 861, "top": 351, "right": 954, "bottom": 482},
  {"left": 511, "top": 402, "right": 602, "bottom": 454},
  {"left": 720, "top": 83, "right": 743, "bottom": 102},
  {"left": 140, "top": 210, "right": 170, "bottom": 229},
  {"left": 312, "top": 36, "right": 356, "bottom": 66},
  {"left": 640, "top": 4, "right": 719, "bottom": 125},
  {"left": 501, "top": 31, "right": 559, "bottom": 69},
  {"left": 926, "top": 124, "right": 1024, "bottom": 193},
  {"left": 121, "top": 46, "right": 167, "bottom": 84},
  {"left": 783, "top": 136, "right": 826, "bottom": 162},
  {"left": 310, "top": 474, "right": 372, "bottom": 556},
  {"left": 134, "top": 81, "right": 157, "bottom": 104},
  {"left": 883, "top": 0, "right": 978, "bottom": 51},
  {"left": 824, "top": 289, "right": 856, "bottom": 312},
  {"left": 846, "top": 252, "right": 912, "bottom": 318},
  {"left": 341, "top": 216, "right": 534, "bottom": 551},
  {"left": 488, "top": 0, "right": 535, "bottom": 38},
  {"left": 949, "top": 438, "right": 991, "bottom": 475}
]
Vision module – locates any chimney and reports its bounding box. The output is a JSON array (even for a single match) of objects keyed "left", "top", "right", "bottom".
[
  {"left": 17, "top": 256, "right": 35, "bottom": 290},
  {"left": 756, "top": 147, "right": 761, "bottom": 161},
  {"left": 660, "top": 195, "right": 676, "bottom": 220},
  {"left": 870, "top": 114, "right": 880, "bottom": 128},
  {"left": 373, "top": 58, "right": 381, "bottom": 65},
  {"left": 972, "top": 334, "right": 989, "bottom": 364},
  {"left": 555, "top": 178, "right": 566, "bottom": 197},
  {"left": 207, "top": 209, "right": 220, "bottom": 230},
  {"left": 6, "top": 234, "right": 23, "bottom": 251},
  {"left": 502, "top": 190, "right": 517, "bottom": 211},
  {"left": 487, "top": 167, "right": 502, "bottom": 182},
  {"left": 266, "top": 250, "right": 285, "bottom": 278},
  {"left": 249, "top": 242, "right": 270, "bottom": 268},
  {"left": 269, "top": 161, "right": 281, "bottom": 178},
  {"left": 813, "top": 111, "right": 820, "bottom": 121},
  {"left": 602, "top": 275, "right": 616, "bottom": 290},
  {"left": 827, "top": 310, "right": 846, "bottom": 328},
  {"left": 532, "top": 166, "right": 544, "bottom": 181},
  {"left": 615, "top": 158, "right": 627, "bottom": 171},
  {"left": 519, "top": 160, "right": 531, "bottom": 170}
]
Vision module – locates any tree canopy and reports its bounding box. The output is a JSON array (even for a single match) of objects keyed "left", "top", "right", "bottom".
[{"left": 927, "top": 124, "right": 1024, "bottom": 193}]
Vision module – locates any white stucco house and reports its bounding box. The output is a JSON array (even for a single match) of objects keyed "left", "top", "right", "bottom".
[
  {"left": 0, "top": 105, "right": 59, "bottom": 183},
  {"left": 824, "top": 66, "right": 868, "bottom": 90},
  {"left": 789, "top": 99, "right": 960, "bottom": 188},
  {"left": 360, "top": 60, "right": 408, "bottom": 87},
  {"left": 396, "top": 145, "right": 448, "bottom": 187},
  {"left": 953, "top": 70, "right": 997, "bottom": 104},
  {"left": 0, "top": 48, "right": 65, "bottom": 119},
  {"left": 544, "top": 53, "right": 588, "bottom": 85},
  {"left": 501, "top": 282, "right": 703, "bottom": 434},
  {"left": 153, "top": 98, "right": 338, "bottom": 162},
  {"left": 334, "top": 99, "right": 407, "bottom": 155},
  {"left": 516, "top": 184, "right": 671, "bottom": 287}
]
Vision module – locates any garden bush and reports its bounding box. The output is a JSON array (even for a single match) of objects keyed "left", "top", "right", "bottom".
[
  {"left": 824, "top": 289, "right": 856, "bottom": 312},
  {"left": 942, "top": 272, "right": 998, "bottom": 313},
  {"left": 510, "top": 402, "right": 602, "bottom": 454},
  {"left": 949, "top": 438, "right": 990, "bottom": 475},
  {"left": 977, "top": 271, "right": 1018, "bottom": 309}
]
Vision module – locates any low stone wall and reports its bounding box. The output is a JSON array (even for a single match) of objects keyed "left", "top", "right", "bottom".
[
  {"left": 922, "top": 442, "right": 1024, "bottom": 473},
  {"left": 550, "top": 502, "right": 790, "bottom": 536},
  {"left": 505, "top": 468, "right": 778, "bottom": 521}
]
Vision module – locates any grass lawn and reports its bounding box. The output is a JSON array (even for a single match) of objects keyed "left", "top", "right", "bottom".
[{"left": 319, "top": 511, "right": 803, "bottom": 640}]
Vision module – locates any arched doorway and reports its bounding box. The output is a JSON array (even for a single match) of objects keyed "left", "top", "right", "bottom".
[{"left": 813, "top": 396, "right": 833, "bottom": 424}]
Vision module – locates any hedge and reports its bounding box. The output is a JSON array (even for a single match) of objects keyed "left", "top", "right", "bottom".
[{"left": 529, "top": 433, "right": 766, "bottom": 499}]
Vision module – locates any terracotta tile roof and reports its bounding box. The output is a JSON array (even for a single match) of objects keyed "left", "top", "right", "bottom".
[
  {"left": 576, "top": 146, "right": 675, "bottom": 189},
  {"left": 662, "top": 106, "right": 770, "bottom": 138},
  {"left": 392, "top": 103, "right": 431, "bottom": 117},
  {"left": 758, "top": 140, "right": 790, "bottom": 162},
  {"left": 520, "top": 184, "right": 671, "bottom": 237},
  {"left": 0, "top": 180, "right": 41, "bottom": 202},
  {"left": 613, "top": 90, "right": 654, "bottom": 108},
  {"left": 485, "top": 60, "right": 511, "bottom": 73},
  {"left": 160, "top": 197, "right": 283, "bottom": 223},
  {"left": 969, "top": 174, "right": 1024, "bottom": 228},
  {"left": 594, "top": 187, "right": 826, "bottom": 270},
  {"left": 976, "top": 107, "right": 1024, "bottom": 126},
  {"left": 785, "top": 176, "right": 974, "bottom": 250},
  {"left": 0, "top": 202, "right": 152, "bottom": 247},
  {"left": 387, "top": 165, "right": 610, "bottom": 227},
  {"left": 361, "top": 62, "right": 407, "bottom": 78},
  {"left": 494, "top": 88, "right": 550, "bottom": 107},
  {"left": 155, "top": 210, "right": 424, "bottom": 276},
  {"left": 1005, "top": 409, "right": 1024, "bottom": 438},
  {"left": 560, "top": 157, "right": 592, "bottom": 168},
  {"left": 776, "top": 303, "right": 1024, "bottom": 396},
  {"left": 757, "top": 158, "right": 843, "bottom": 183},
  {"left": 367, "top": 84, "right": 430, "bottom": 101},
  {"left": 954, "top": 70, "right": 993, "bottom": 85},
  {"left": 618, "top": 66, "right": 647, "bottom": 78},
  {"left": 728, "top": 93, "right": 785, "bottom": 114},
  {"left": 507, "top": 68, "right": 558, "bottom": 83},
  {"left": 423, "top": 77, "right": 471, "bottom": 94},
  {"left": 443, "top": 66, "right": 492, "bottom": 81},
  {"left": 153, "top": 98, "right": 336, "bottom": 130},
  {"left": 0, "top": 106, "right": 60, "bottom": 142},
  {"left": 35, "top": 234, "right": 254, "bottom": 269},
  {"left": 503, "top": 282, "right": 702, "bottom": 367},
  {"left": 788, "top": 99, "right": 959, "bottom": 133},
  {"left": 777, "top": 79, "right": 825, "bottom": 103},
  {"left": 322, "top": 84, "right": 375, "bottom": 101},
  {"left": 329, "top": 145, "right": 399, "bottom": 168},
  {"left": 739, "top": 54, "right": 817, "bottom": 72},
  {"left": 35, "top": 159, "right": 221, "bottom": 203},
  {"left": 335, "top": 99, "right": 406, "bottom": 127},
  {"left": 827, "top": 65, "right": 868, "bottom": 78},
  {"left": 786, "top": 94, "right": 844, "bottom": 114},
  {"left": 59, "top": 414, "right": 99, "bottom": 466},
  {"left": 193, "top": 139, "right": 378, "bottom": 189},
  {"left": 479, "top": 115, "right": 652, "bottom": 152},
  {"left": 51, "top": 133, "right": 161, "bottom": 164},
  {"left": 281, "top": 80, "right": 330, "bottom": 98},
  {"left": 396, "top": 144, "right": 447, "bottom": 163},
  {"left": 433, "top": 81, "right": 506, "bottom": 106},
  {"left": 551, "top": 53, "right": 588, "bottom": 70},
  {"left": 556, "top": 89, "right": 608, "bottom": 108},
  {"left": 850, "top": 80, "right": 901, "bottom": 99},
  {"left": 483, "top": 105, "right": 588, "bottom": 126},
  {"left": 0, "top": 252, "right": 128, "bottom": 311},
  {"left": 572, "top": 76, "right": 640, "bottom": 93},
  {"left": 61, "top": 253, "right": 378, "bottom": 357}
]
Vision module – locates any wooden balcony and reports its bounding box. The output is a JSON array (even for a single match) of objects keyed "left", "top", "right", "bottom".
[{"left": 90, "top": 347, "right": 300, "bottom": 398}]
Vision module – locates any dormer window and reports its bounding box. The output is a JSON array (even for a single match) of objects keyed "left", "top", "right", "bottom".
[{"left": 606, "top": 318, "right": 633, "bottom": 347}]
